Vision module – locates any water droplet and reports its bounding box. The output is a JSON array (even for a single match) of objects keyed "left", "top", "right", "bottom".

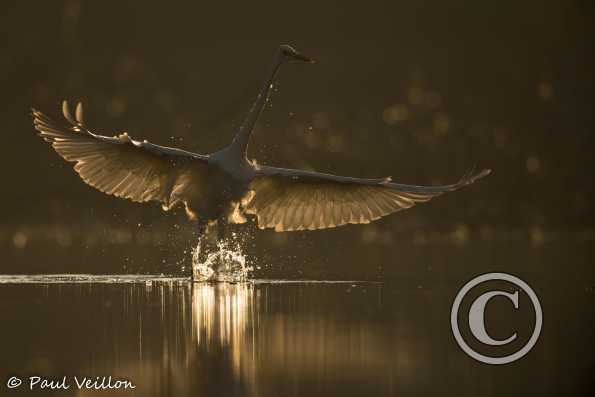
[{"left": 191, "top": 234, "right": 253, "bottom": 282}]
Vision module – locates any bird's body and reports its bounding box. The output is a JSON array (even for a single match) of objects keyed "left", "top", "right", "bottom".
[{"left": 32, "top": 45, "right": 490, "bottom": 276}]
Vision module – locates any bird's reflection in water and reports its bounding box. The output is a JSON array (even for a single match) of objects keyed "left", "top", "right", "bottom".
[
  {"left": 191, "top": 283, "right": 255, "bottom": 382},
  {"left": 10, "top": 280, "right": 436, "bottom": 396},
  {"left": 183, "top": 282, "right": 416, "bottom": 396}
]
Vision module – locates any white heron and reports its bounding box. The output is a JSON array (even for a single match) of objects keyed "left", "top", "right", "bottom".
[{"left": 32, "top": 44, "right": 490, "bottom": 271}]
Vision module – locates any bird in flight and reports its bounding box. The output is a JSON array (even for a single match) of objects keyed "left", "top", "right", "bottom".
[{"left": 32, "top": 45, "right": 490, "bottom": 252}]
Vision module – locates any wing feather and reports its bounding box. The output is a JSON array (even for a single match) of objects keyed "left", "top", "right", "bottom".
[
  {"left": 32, "top": 101, "right": 209, "bottom": 209},
  {"left": 245, "top": 165, "right": 491, "bottom": 231}
]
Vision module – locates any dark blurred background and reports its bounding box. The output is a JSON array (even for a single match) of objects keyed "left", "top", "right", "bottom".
[{"left": 1, "top": 0, "right": 594, "bottom": 279}]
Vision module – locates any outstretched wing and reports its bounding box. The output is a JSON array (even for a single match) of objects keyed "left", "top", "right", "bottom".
[
  {"left": 32, "top": 101, "right": 209, "bottom": 210},
  {"left": 244, "top": 165, "right": 491, "bottom": 231}
]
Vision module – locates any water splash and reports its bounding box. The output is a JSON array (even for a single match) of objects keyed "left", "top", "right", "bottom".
[{"left": 191, "top": 232, "right": 253, "bottom": 282}]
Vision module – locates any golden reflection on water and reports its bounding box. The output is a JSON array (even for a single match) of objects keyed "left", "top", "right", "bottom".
[
  {"left": 12, "top": 279, "right": 428, "bottom": 396},
  {"left": 192, "top": 283, "right": 254, "bottom": 381},
  {"left": 185, "top": 282, "right": 403, "bottom": 396},
  {"left": 2, "top": 276, "right": 559, "bottom": 396}
]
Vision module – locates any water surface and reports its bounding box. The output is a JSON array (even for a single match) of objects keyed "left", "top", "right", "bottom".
[{"left": 1, "top": 275, "right": 592, "bottom": 396}]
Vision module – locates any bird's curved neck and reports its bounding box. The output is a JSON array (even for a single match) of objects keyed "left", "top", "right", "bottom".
[{"left": 229, "top": 53, "right": 283, "bottom": 158}]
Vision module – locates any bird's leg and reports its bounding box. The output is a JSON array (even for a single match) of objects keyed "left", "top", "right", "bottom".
[
  {"left": 192, "top": 220, "right": 219, "bottom": 281},
  {"left": 217, "top": 220, "right": 228, "bottom": 241},
  {"left": 191, "top": 220, "right": 206, "bottom": 281},
  {"left": 208, "top": 221, "right": 230, "bottom": 277},
  {"left": 192, "top": 220, "right": 238, "bottom": 281}
]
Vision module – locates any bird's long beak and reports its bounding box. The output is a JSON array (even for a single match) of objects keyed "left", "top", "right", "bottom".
[{"left": 292, "top": 52, "right": 316, "bottom": 64}]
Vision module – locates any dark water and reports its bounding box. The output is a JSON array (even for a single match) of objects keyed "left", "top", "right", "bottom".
[{"left": 0, "top": 274, "right": 593, "bottom": 397}]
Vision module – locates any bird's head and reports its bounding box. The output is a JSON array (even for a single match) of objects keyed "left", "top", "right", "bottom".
[{"left": 279, "top": 44, "right": 315, "bottom": 64}]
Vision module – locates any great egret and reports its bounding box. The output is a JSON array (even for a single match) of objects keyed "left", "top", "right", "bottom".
[{"left": 32, "top": 44, "right": 490, "bottom": 267}]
